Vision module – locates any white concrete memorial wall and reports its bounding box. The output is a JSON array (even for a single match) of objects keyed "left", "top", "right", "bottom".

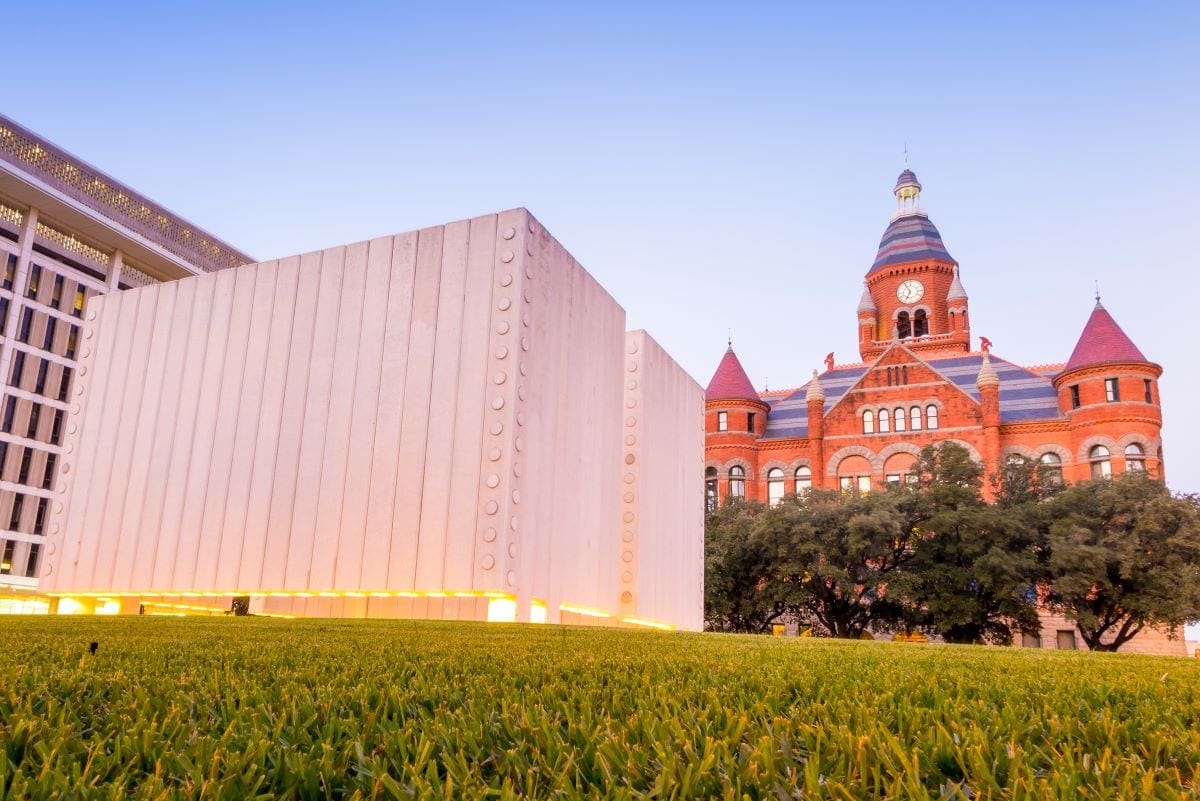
[{"left": 42, "top": 209, "right": 704, "bottom": 629}]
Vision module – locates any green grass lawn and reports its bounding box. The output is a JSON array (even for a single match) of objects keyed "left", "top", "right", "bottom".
[{"left": 2, "top": 618, "right": 1198, "bottom": 799}]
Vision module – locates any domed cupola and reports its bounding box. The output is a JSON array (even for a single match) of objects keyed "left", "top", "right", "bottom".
[
  {"left": 894, "top": 169, "right": 922, "bottom": 197},
  {"left": 869, "top": 169, "right": 956, "bottom": 274}
]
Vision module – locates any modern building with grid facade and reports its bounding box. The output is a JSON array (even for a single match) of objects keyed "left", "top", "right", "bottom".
[{"left": 0, "top": 113, "right": 252, "bottom": 611}]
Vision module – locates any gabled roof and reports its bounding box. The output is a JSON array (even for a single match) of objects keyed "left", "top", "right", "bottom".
[
  {"left": 760, "top": 351, "right": 1063, "bottom": 440},
  {"left": 870, "top": 214, "right": 955, "bottom": 274},
  {"left": 1062, "top": 301, "right": 1148, "bottom": 373},
  {"left": 705, "top": 346, "right": 760, "bottom": 402}
]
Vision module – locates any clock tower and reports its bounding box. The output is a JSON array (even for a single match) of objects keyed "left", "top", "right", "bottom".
[{"left": 857, "top": 169, "right": 971, "bottom": 361}]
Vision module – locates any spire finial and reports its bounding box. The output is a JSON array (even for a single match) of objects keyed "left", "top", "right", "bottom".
[
  {"left": 727, "top": 328, "right": 732, "bottom": 349},
  {"left": 1094, "top": 280, "right": 1101, "bottom": 305},
  {"left": 904, "top": 142, "right": 909, "bottom": 169}
]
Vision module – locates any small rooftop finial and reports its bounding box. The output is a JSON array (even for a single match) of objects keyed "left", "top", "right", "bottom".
[
  {"left": 976, "top": 352, "right": 1000, "bottom": 388},
  {"left": 1094, "top": 280, "right": 1102, "bottom": 306},
  {"left": 904, "top": 142, "right": 909, "bottom": 169},
  {"left": 805, "top": 369, "right": 826, "bottom": 403},
  {"left": 727, "top": 328, "right": 732, "bottom": 349}
]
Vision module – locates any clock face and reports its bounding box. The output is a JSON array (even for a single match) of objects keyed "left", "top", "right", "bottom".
[{"left": 896, "top": 280, "right": 925, "bottom": 303}]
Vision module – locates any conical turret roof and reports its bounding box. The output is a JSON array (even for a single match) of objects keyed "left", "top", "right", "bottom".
[
  {"left": 1062, "top": 301, "right": 1149, "bottom": 373},
  {"left": 947, "top": 266, "right": 968, "bottom": 303},
  {"left": 705, "top": 345, "right": 760, "bottom": 402},
  {"left": 857, "top": 282, "right": 877, "bottom": 314}
]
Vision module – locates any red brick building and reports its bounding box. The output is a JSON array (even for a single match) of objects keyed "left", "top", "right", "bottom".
[{"left": 703, "top": 169, "right": 1179, "bottom": 654}]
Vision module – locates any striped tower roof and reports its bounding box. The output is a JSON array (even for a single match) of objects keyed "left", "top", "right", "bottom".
[
  {"left": 1062, "top": 301, "right": 1148, "bottom": 373},
  {"left": 705, "top": 346, "right": 760, "bottom": 402},
  {"left": 870, "top": 214, "right": 955, "bottom": 273}
]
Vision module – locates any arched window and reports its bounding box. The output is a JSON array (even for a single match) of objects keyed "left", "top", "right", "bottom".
[
  {"left": 728, "top": 465, "right": 746, "bottom": 500},
  {"left": 1089, "top": 445, "right": 1112, "bottom": 479},
  {"left": 893, "top": 407, "right": 906, "bottom": 432},
  {"left": 794, "top": 465, "right": 812, "bottom": 494},
  {"left": 913, "top": 309, "right": 929, "bottom": 337},
  {"left": 767, "top": 468, "right": 785, "bottom": 506},
  {"left": 1124, "top": 443, "right": 1145, "bottom": 472},
  {"left": 896, "top": 311, "right": 911, "bottom": 339},
  {"left": 705, "top": 467, "right": 718, "bottom": 512},
  {"left": 910, "top": 406, "right": 922, "bottom": 431},
  {"left": 1039, "top": 452, "right": 1063, "bottom": 484},
  {"left": 878, "top": 408, "right": 891, "bottom": 433},
  {"left": 925, "top": 405, "right": 939, "bottom": 430},
  {"left": 837, "top": 455, "right": 873, "bottom": 494},
  {"left": 862, "top": 410, "right": 875, "bottom": 434}
]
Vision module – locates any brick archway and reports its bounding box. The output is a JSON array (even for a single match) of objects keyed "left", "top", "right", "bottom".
[{"left": 825, "top": 444, "right": 879, "bottom": 477}]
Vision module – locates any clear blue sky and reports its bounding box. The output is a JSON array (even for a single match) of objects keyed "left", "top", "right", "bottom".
[{"left": 8, "top": 2, "right": 1199, "bottom": 500}]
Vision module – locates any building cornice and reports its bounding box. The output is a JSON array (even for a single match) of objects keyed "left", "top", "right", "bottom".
[
  {"left": 1052, "top": 361, "right": 1163, "bottom": 388},
  {"left": 0, "top": 114, "right": 253, "bottom": 275}
]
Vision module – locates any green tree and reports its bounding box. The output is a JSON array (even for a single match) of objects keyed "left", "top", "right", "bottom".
[
  {"left": 755, "top": 488, "right": 910, "bottom": 638},
  {"left": 1044, "top": 473, "right": 1200, "bottom": 651},
  {"left": 900, "top": 443, "right": 1041, "bottom": 644},
  {"left": 703, "top": 502, "right": 783, "bottom": 633}
]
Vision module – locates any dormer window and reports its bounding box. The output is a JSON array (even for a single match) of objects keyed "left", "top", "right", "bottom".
[{"left": 717, "top": 411, "right": 728, "bottom": 431}]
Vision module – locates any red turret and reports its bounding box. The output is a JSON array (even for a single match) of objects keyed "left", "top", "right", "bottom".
[
  {"left": 704, "top": 344, "right": 768, "bottom": 502},
  {"left": 1053, "top": 300, "right": 1163, "bottom": 479}
]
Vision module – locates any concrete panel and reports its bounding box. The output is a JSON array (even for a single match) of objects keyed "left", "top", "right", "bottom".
[
  {"left": 41, "top": 209, "right": 704, "bottom": 630},
  {"left": 623, "top": 330, "right": 706, "bottom": 630}
]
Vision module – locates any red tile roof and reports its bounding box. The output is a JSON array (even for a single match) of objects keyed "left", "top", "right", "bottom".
[
  {"left": 1063, "top": 302, "right": 1148, "bottom": 373},
  {"left": 705, "top": 347, "right": 760, "bottom": 402}
]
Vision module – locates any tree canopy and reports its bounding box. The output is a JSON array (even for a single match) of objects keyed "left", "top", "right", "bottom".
[
  {"left": 1042, "top": 473, "right": 1200, "bottom": 651},
  {"left": 704, "top": 443, "right": 1200, "bottom": 651}
]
